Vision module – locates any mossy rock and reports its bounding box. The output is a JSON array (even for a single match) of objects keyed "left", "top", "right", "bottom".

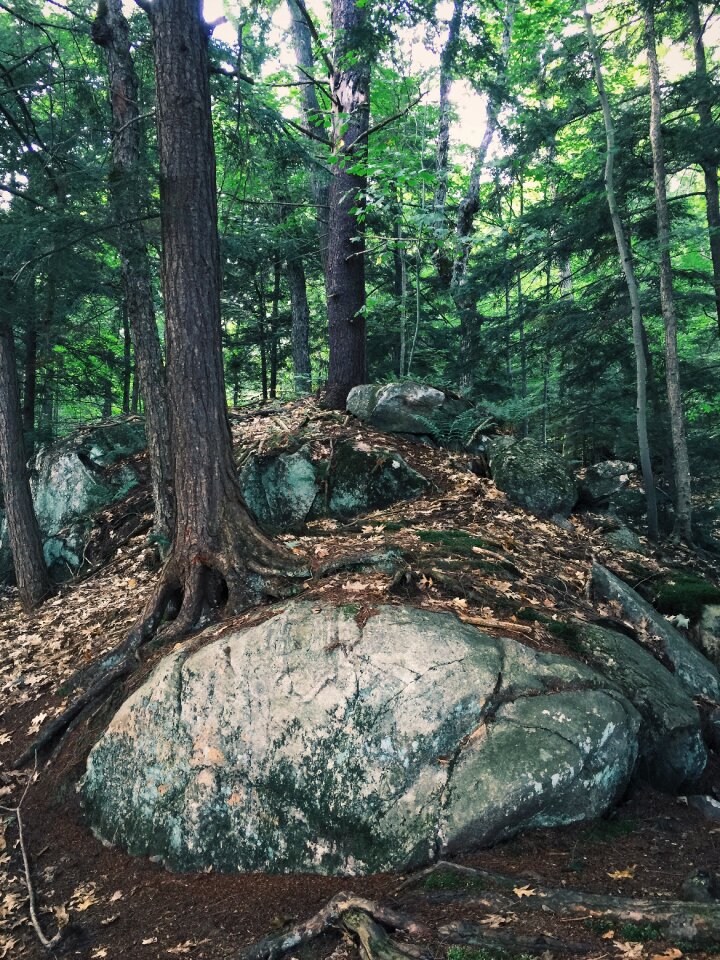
[{"left": 486, "top": 437, "right": 578, "bottom": 518}]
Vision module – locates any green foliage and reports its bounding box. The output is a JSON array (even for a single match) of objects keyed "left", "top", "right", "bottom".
[{"left": 447, "top": 946, "right": 534, "bottom": 960}]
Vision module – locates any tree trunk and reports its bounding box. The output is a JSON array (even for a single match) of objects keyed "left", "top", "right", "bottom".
[
  {"left": 286, "top": 256, "right": 312, "bottom": 394},
  {"left": 644, "top": 0, "right": 693, "bottom": 542},
  {"left": 287, "top": 0, "right": 330, "bottom": 276},
  {"left": 323, "top": 0, "right": 370, "bottom": 408},
  {"left": 0, "top": 283, "right": 50, "bottom": 611},
  {"left": 584, "top": 2, "right": 659, "bottom": 540},
  {"left": 93, "top": 0, "right": 175, "bottom": 544},
  {"left": 130, "top": 0, "right": 304, "bottom": 639},
  {"left": 686, "top": 0, "right": 720, "bottom": 336},
  {"left": 22, "top": 316, "right": 37, "bottom": 452},
  {"left": 121, "top": 302, "right": 131, "bottom": 414},
  {"left": 269, "top": 261, "right": 280, "bottom": 399}
]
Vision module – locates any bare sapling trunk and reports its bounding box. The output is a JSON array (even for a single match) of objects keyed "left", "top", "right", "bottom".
[
  {"left": 323, "top": 0, "right": 370, "bottom": 408},
  {"left": 686, "top": 0, "right": 720, "bottom": 336},
  {"left": 0, "top": 282, "right": 50, "bottom": 611},
  {"left": 93, "top": 0, "right": 175, "bottom": 545},
  {"left": 126, "top": 0, "right": 306, "bottom": 641},
  {"left": 644, "top": 0, "right": 693, "bottom": 542},
  {"left": 287, "top": 256, "right": 312, "bottom": 394},
  {"left": 584, "top": 2, "right": 659, "bottom": 540}
]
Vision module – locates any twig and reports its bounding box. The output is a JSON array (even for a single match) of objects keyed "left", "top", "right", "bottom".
[{"left": 0, "top": 764, "right": 64, "bottom": 950}]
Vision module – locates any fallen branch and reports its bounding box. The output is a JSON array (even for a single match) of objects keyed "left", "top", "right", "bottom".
[
  {"left": 401, "top": 862, "right": 720, "bottom": 943},
  {"left": 0, "top": 768, "right": 65, "bottom": 950},
  {"left": 239, "top": 892, "right": 430, "bottom": 960}
]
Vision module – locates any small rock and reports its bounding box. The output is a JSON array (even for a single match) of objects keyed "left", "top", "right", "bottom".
[{"left": 687, "top": 795, "right": 720, "bottom": 823}]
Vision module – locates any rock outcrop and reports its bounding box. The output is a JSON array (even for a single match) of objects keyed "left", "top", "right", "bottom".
[
  {"left": 83, "top": 603, "right": 641, "bottom": 876},
  {"left": 592, "top": 564, "right": 720, "bottom": 701},
  {"left": 239, "top": 441, "right": 429, "bottom": 531},
  {"left": 0, "top": 418, "right": 145, "bottom": 581},
  {"left": 346, "top": 382, "right": 469, "bottom": 437}
]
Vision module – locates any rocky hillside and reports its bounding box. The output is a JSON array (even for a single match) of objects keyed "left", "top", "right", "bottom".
[{"left": 2, "top": 396, "right": 720, "bottom": 960}]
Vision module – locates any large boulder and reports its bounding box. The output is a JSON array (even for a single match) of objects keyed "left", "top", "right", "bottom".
[
  {"left": 592, "top": 564, "right": 720, "bottom": 701},
  {"left": 570, "top": 622, "right": 706, "bottom": 788},
  {"left": 83, "top": 603, "right": 640, "bottom": 876},
  {"left": 487, "top": 437, "right": 578, "bottom": 518},
  {"left": 239, "top": 441, "right": 429, "bottom": 531},
  {"left": 346, "top": 382, "right": 469, "bottom": 437},
  {"left": 0, "top": 418, "right": 145, "bottom": 582}
]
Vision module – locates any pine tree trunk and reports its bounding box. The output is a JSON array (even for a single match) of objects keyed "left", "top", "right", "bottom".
[
  {"left": 22, "top": 317, "right": 37, "bottom": 452},
  {"left": 286, "top": 256, "right": 312, "bottom": 394},
  {"left": 0, "top": 283, "right": 50, "bottom": 611},
  {"left": 686, "top": 0, "right": 720, "bottom": 336},
  {"left": 121, "top": 302, "right": 131, "bottom": 414},
  {"left": 323, "top": 0, "right": 370, "bottom": 408},
  {"left": 269, "top": 262, "right": 280, "bottom": 400},
  {"left": 644, "top": 0, "right": 693, "bottom": 542},
  {"left": 132, "top": 0, "right": 303, "bottom": 637},
  {"left": 93, "top": 0, "right": 175, "bottom": 544},
  {"left": 584, "top": 2, "right": 659, "bottom": 540}
]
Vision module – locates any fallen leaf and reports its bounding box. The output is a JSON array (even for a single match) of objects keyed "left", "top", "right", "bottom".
[
  {"left": 613, "top": 943, "right": 644, "bottom": 959},
  {"left": 108, "top": 890, "right": 123, "bottom": 903},
  {"left": 602, "top": 930, "right": 615, "bottom": 939},
  {"left": 651, "top": 951, "right": 682, "bottom": 960},
  {"left": 142, "top": 938, "right": 158, "bottom": 945},
  {"left": 607, "top": 865, "right": 636, "bottom": 880},
  {"left": 513, "top": 885, "right": 536, "bottom": 899},
  {"left": 92, "top": 949, "right": 108, "bottom": 959}
]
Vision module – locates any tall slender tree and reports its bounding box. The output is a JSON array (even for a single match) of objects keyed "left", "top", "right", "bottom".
[
  {"left": 584, "top": 2, "right": 658, "bottom": 539},
  {"left": 644, "top": 0, "right": 693, "bottom": 542},
  {"left": 0, "top": 278, "right": 50, "bottom": 611},
  {"left": 92, "top": 0, "right": 175, "bottom": 544}
]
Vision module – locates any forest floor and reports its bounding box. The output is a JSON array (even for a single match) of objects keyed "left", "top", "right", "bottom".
[{"left": 1, "top": 399, "right": 719, "bottom": 960}]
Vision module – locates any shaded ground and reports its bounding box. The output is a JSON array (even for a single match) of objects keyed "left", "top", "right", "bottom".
[{"left": 1, "top": 400, "right": 719, "bottom": 960}]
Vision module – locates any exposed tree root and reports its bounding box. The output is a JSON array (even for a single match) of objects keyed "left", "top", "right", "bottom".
[
  {"left": 238, "top": 892, "right": 430, "bottom": 960},
  {"left": 402, "top": 861, "right": 720, "bottom": 943},
  {"left": 438, "top": 920, "right": 597, "bottom": 955}
]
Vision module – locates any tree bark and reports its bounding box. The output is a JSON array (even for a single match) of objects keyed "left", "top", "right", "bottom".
[
  {"left": 0, "top": 283, "right": 50, "bottom": 611},
  {"left": 121, "top": 302, "right": 131, "bottom": 414},
  {"left": 584, "top": 2, "right": 659, "bottom": 540},
  {"left": 93, "top": 0, "right": 175, "bottom": 544},
  {"left": 644, "top": 0, "right": 693, "bottom": 542},
  {"left": 130, "top": 0, "right": 304, "bottom": 637},
  {"left": 269, "top": 261, "right": 281, "bottom": 399},
  {"left": 287, "top": 0, "right": 330, "bottom": 276},
  {"left": 21, "top": 316, "right": 37, "bottom": 452},
  {"left": 686, "top": 0, "right": 720, "bottom": 336},
  {"left": 323, "top": 0, "right": 370, "bottom": 408},
  {"left": 286, "top": 256, "right": 312, "bottom": 394}
]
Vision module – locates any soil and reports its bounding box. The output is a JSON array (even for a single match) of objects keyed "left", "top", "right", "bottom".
[{"left": 1, "top": 400, "right": 720, "bottom": 960}]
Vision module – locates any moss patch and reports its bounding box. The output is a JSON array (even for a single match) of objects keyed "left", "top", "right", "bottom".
[{"left": 639, "top": 571, "right": 720, "bottom": 623}]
